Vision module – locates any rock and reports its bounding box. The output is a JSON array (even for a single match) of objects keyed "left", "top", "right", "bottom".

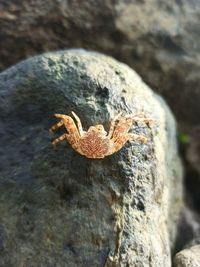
[
  {"left": 0, "top": 0, "right": 199, "bottom": 127},
  {"left": 175, "top": 206, "right": 200, "bottom": 253},
  {"left": 174, "top": 245, "right": 200, "bottom": 267},
  {"left": 0, "top": 50, "right": 183, "bottom": 266},
  {"left": 1, "top": 0, "right": 199, "bottom": 192}
]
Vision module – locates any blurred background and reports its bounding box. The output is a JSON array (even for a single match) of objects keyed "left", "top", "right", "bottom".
[{"left": 0, "top": 0, "right": 200, "bottom": 249}]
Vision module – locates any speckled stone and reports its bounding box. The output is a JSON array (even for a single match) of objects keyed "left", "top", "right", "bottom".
[{"left": 0, "top": 50, "right": 183, "bottom": 267}]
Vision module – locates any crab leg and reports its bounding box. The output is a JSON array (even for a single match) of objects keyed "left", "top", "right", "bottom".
[
  {"left": 107, "top": 112, "right": 123, "bottom": 138},
  {"left": 111, "top": 113, "right": 153, "bottom": 142},
  {"left": 71, "top": 111, "right": 84, "bottom": 137},
  {"left": 126, "top": 112, "right": 145, "bottom": 118},
  {"left": 49, "top": 113, "right": 81, "bottom": 149},
  {"left": 49, "top": 121, "right": 64, "bottom": 134},
  {"left": 108, "top": 112, "right": 145, "bottom": 139},
  {"left": 52, "top": 133, "right": 70, "bottom": 145},
  {"left": 111, "top": 117, "right": 131, "bottom": 142},
  {"left": 128, "top": 133, "right": 147, "bottom": 143},
  {"left": 51, "top": 132, "right": 80, "bottom": 149},
  {"left": 109, "top": 133, "right": 147, "bottom": 155},
  {"left": 54, "top": 114, "right": 80, "bottom": 140},
  {"left": 125, "top": 114, "right": 153, "bottom": 125}
]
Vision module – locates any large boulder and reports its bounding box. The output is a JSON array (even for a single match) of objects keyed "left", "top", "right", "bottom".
[
  {"left": 0, "top": 0, "right": 199, "bottom": 127},
  {"left": 1, "top": 0, "right": 199, "bottom": 191},
  {"left": 0, "top": 50, "right": 183, "bottom": 266}
]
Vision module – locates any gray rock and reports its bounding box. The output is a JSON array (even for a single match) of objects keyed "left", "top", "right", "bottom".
[
  {"left": 175, "top": 206, "right": 200, "bottom": 253},
  {"left": 174, "top": 245, "right": 200, "bottom": 267},
  {"left": 0, "top": 50, "right": 183, "bottom": 266},
  {"left": 1, "top": 0, "right": 200, "bottom": 188},
  {"left": 0, "top": 0, "right": 199, "bottom": 127}
]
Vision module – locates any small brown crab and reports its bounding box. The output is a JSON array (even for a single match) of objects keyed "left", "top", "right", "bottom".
[{"left": 49, "top": 111, "right": 153, "bottom": 159}]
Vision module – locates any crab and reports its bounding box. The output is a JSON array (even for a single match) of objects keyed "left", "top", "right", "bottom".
[{"left": 49, "top": 111, "right": 153, "bottom": 159}]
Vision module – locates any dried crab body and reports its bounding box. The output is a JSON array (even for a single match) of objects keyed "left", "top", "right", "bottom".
[{"left": 49, "top": 111, "right": 153, "bottom": 159}]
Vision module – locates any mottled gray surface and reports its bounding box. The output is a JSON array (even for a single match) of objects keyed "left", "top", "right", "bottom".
[
  {"left": 0, "top": 50, "right": 183, "bottom": 266},
  {"left": 174, "top": 245, "right": 200, "bottom": 267},
  {"left": 0, "top": 0, "right": 200, "bottom": 190},
  {"left": 0, "top": 0, "right": 200, "bottom": 126}
]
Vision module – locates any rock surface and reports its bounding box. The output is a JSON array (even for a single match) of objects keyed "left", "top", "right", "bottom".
[
  {"left": 175, "top": 206, "right": 200, "bottom": 253},
  {"left": 0, "top": 0, "right": 200, "bottom": 127},
  {"left": 1, "top": 0, "right": 200, "bottom": 192},
  {"left": 174, "top": 245, "right": 200, "bottom": 267},
  {"left": 0, "top": 50, "right": 183, "bottom": 266}
]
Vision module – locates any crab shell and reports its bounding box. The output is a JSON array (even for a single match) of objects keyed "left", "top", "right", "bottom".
[
  {"left": 77, "top": 126, "right": 113, "bottom": 158},
  {"left": 49, "top": 112, "right": 152, "bottom": 159}
]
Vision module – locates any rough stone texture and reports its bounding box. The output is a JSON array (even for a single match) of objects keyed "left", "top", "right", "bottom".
[
  {"left": 174, "top": 245, "right": 200, "bottom": 267},
  {"left": 0, "top": 0, "right": 199, "bottom": 125},
  {"left": 0, "top": 0, "right": 200, "bottom": 194},
  {"left": 0, "top": 50, "right": 183, "bottom": 266}
]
